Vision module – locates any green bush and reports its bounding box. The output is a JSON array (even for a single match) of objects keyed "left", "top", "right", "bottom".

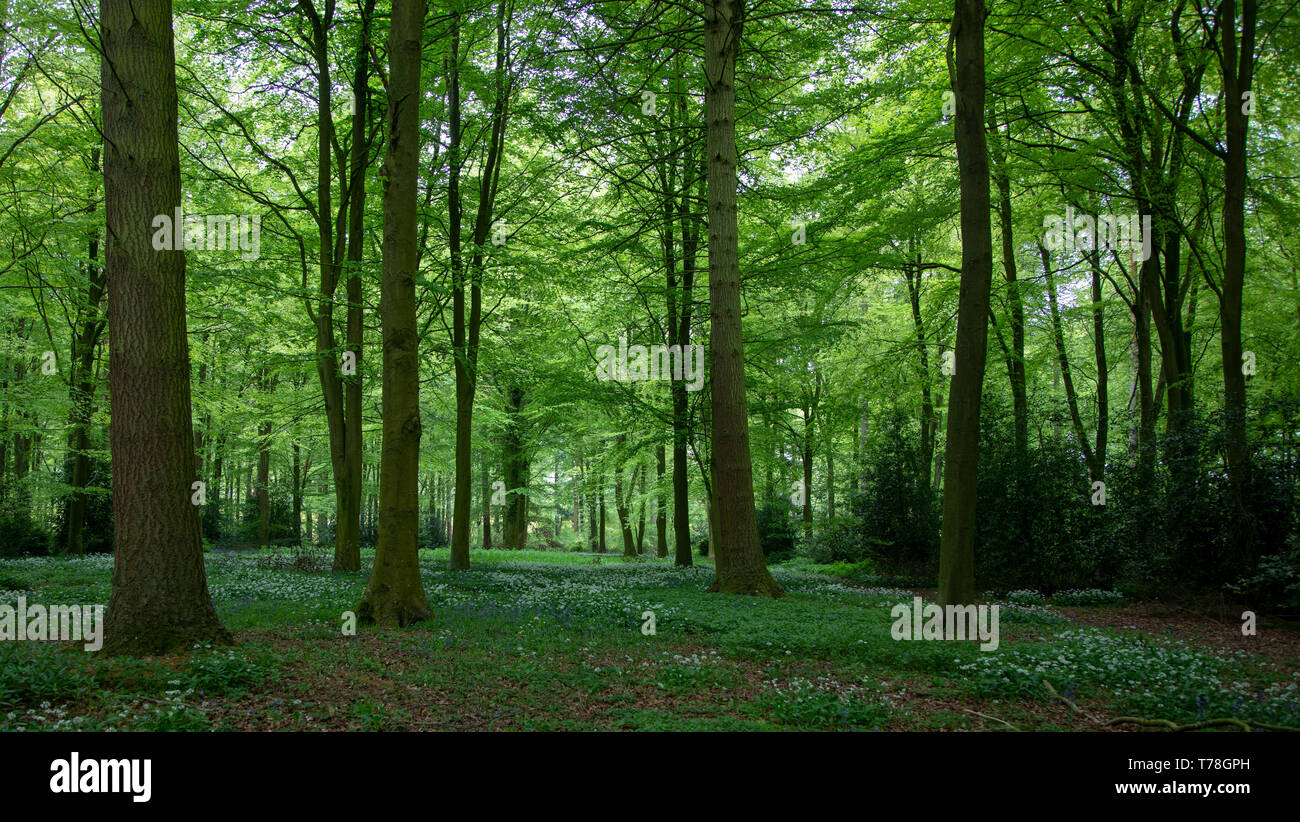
[
  {"left": 813, "top": 559, "right": 877, "bottom": 582},
  {"left": 1227, "top": 535, "right": 1300, "bottom": 611},
  {"left": 848, "top": 411, "right": 938, "bottom": 573},
  {"left": 804, "top": 515, "right": 870, "bottom": 565},
  {"left": 756, "top": 497, "right": 797, "bottom": 561},
  {"left": 0, "top": 499, "right": 50, "bottom": 558}
]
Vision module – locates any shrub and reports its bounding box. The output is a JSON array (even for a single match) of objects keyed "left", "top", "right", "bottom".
[
  {"left": 1227, "top": 534, "right": 1300, "bottom": 612},
  {"left": 973, "top": 395, "right": 1129, "bottom": 592},
  {"left": 848, "top": 411, "right": 939, "bottom": 574},
  {"left": 0, "top": 501, "right": 49, "bottom": 558},
  {"left": 756, "top": 497, "right": 796, "bottom": 562},
  {"left": 813, "top": 559, "right": 877, "bottom": 582},
  {"left": 804, "top": 514, "right": 868, "bottom": 565},
  {"left": 530, "top": 523, "right": 564, "bottom": 551},
  {"left": 53, "top": 459, "right": 114, "bottom": 554}
]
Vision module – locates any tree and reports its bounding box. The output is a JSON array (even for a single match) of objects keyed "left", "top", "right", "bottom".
[
  {"left": 614, "top": 433, "right": 636, "bottom": 556},
  {"left": 356, "top": 0, "right": 430, "bottom": 627},
  {"left": 1217, "top": 0, "right": 1257, "bottom": 562},
  {"left": 292, "top": 0, "right": 378, "bottom": 572},
  {"left": 655, "top": 443, "right": 667, "bottom": 556},
  {"left": 342, "top": 0, "right": 378, "bottom": 568},
  {"left": 987, "top": 113, "right": 1027, "bottom": 462},
  {"left": 99, "top": 0, "right": 230, "bottom": 654},
  {"left": 1040, "top": 243, "right": 1096, "bottom": 477},
  {"left": 501, "top": 383, "right": 530, "bottom": 550},
  {"left": 703, "top": 0, "right": 783, "bottom": 598},
  {"left": 61, "top": 148, "right": 105, "bottom": 554},
  {"left": 446, "top": 0, "right": 512, "bottom": 571},
  {"left": 937, "top": 0, "right": 994, "bottom": 608}
]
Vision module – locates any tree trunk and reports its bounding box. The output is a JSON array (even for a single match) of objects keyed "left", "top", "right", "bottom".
[
  {"left": 554, "top": 453, "right": 561, "bottom": 536},
  {"left": 448, "top": 0, "right": 509, "bottom": 569},
  {"left": 1090, "top": 251, "right": 1108, "bottom": 478},
  {"left": 858, "top": 395, "right": 869, "bottom": 494},
  {"left": 340, "top": 0, "right": 375, "bottom": 571},
  {"left": 1133, "top": 271, "right": 1156, "bottom": 483},
  {"left": 587, "top": 458, "right": 598, "bottom": 551},
  {"left": 801, "top": 413, "right": 813, "bottom": 541},
  {"left": 937, "top": 0, "right": 994, "bottom": 608},
  {"left": 905, "top": 253, "right": 935, "bottom": 486},
  {"left": 480, "top": 447, "right": 492, "bottom": 548},
  {"left": 63, "top": 159, "right": 105, "bottom": 555},
  {"left": 256, "top": 368, "right": 274, "bottom": 547},
  {"left": 356, "top": 0, "right": 430, "bottom": 626},
  {"left": 100, "top": 0, "right": 230, "bottom": 654},
  {"left": 297, "top": 1, "right": 361, "bottom": 573},
  {"left": 932, "top": 388, "right": 945, "bottom": 491},
  {"left": 9, "top": 335, "right": 33, "bottom": 514},
  {"left": 502, "top": 385, "right": 529, "bottom": 550},
  {"left": 598, "top": 475, "right": 607, "bottom": 553},
  {"left": 1041, "top": 244, "right": 1096, "bottom": 474},
  {"left": 292, "top": 442, "right": 303, "bottom": 543},
  {"left": 446, "top": 10, "right": 472, "bottom": 569},
  {"left": 1219, "top": 0, "right": 1256, "bottom": 563},
  {"left": 614, "top": 437, "right": 636, "bottom": 557},
  {"left": 703, "top": 0, "right": 783, "bottom": 597},
  {"left": 211, "top": 434, "right": 224, "bottom": 539},
  {"left": 826, "top": 436, "right": 835, "bottom": 519},
  {"left": 635, "top": 461, "right": 647, "bottom": 554},
  {"left": 669, "top": 163, "right": 702, "bottom": 568},
  {"left": 256, "top": 419, "right": 271, "bottom": 547},
  {"left": 989, "top": 116, "right": 1028, "bottom": 461},
  {"left": 572, "top": 454, "right": 581, "bottom": 534},
  {"left": 656, "top": 443, "right": 668, "bottom": 556}
]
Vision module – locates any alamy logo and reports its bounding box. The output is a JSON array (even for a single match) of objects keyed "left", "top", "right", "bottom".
[
  {"left": 50, "top": 753, "right": 151, "bottom": 803},
  {"left": 0, "top": 596, "right": 103, "bottom": 652},
  {"left": 890, "top": 596, "right": 1000, "bottom": 651},
  {"left": 595, "top": 334, "right": 705, "bottom": 392},
  {"left": 151, "top": 208, "right": 261, "bottom": 261},
  {"left": 1042, "top": 206, "right": 1151, "bottom": 261}
]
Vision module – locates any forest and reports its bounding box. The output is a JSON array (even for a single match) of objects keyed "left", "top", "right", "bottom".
[{"left": 0, "top": 0, "right": 1297, "bottom": 736}]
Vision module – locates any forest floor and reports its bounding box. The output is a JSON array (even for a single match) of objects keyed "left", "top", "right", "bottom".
[{"left": 0, "top": 548, "right": 1296, "bottom": 731}]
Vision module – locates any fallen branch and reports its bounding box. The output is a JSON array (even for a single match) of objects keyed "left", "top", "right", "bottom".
[
  {"left": 1042, "top": 680, "right": 1102, "bottom": 725},
  {"left": 1042, "top": 680, "right": 1300, "bottom": 732},
  {"left": 960, "top": 707, "right": 1017, "bottom": 730},
  {"left": 1105, "top": 716, "right": 1251, "bottom": 731}
]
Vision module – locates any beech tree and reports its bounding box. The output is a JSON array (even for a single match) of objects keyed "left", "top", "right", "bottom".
[
  {"left": 446, "top": 0, "right": 512, "bottom": 571},
  {"left": 356, "top": 0, "right": 430, "bottom": 626},
  {"left": 99, "top": 0, "right": 230, "bottom": 654},
  {"left": 703, "top": 0, "right": 783, "bottom": 598},
  {"left": 937, "top": 0, "right": 994, "bottom": 607},
  {"left": 1216, "top": 0, "right": 1257, "bottom": 562},
  {"left": 61, "top": 147, "right": 105, "bottom": 554}
]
